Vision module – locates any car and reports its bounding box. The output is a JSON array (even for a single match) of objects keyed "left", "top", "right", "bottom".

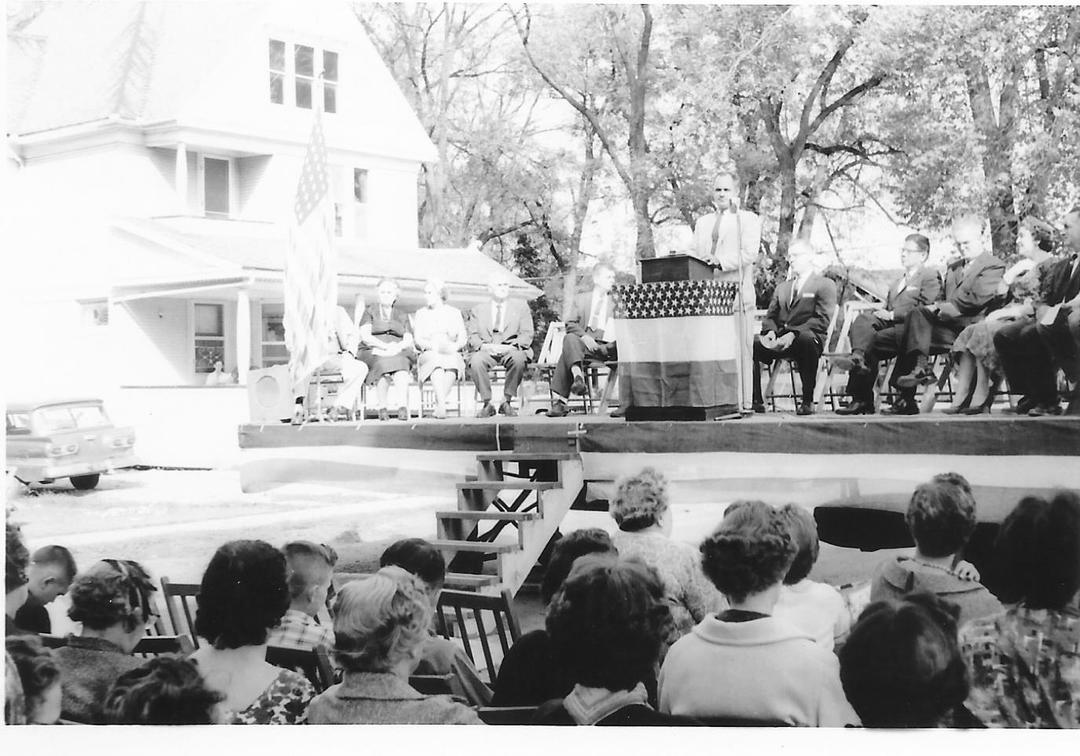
[{"left": 5, "top": 398, "right": 137, "bottom": 490}]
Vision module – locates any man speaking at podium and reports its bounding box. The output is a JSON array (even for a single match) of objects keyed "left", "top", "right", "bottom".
[{"left": 692, "top": 171, "right": 762, "bottom": 412}]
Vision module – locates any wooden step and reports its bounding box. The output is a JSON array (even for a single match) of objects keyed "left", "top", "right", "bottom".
[
  {"left": 429, "top": 539, "right": 521, "bottom": 554},
  {"left": 456, "top": 481, "right": 559, "bottom": 491},
  {"left": 435, "top": 510, "right": 540, "bottom": 522},
  {"left": 443, "top": 572, "right": 499, "bottom": 589},
  {"left": 476, "top": 451, "right": 579, "bottom": 462}
]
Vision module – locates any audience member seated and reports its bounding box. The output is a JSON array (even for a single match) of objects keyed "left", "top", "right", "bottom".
[
  {"left": 413, "top": 278, "right": 468, "bottom": 419},
  {"left": 772, "top": 504, "right": 850, "bottom": 651},
  {"left": 945, "top": 217, "right": 1057, "bottom": 414},
  {"left": 534, "top": 556, "right": 696, "bottom": 726},
  {"left": 609, "top": 467, "right": 724, "bottom": 641},
  {"left": 869, "top": 473, "right": 1003, "bottom": 625},
  {"left": 5, "top": 651, "right": 26, "bottom": 724},
  {"left": 492, "top": 529, "right": 617, "bottom": 706},
  {"left": 659, "top": 501, "right": 858, "bottom": 726},
  {"left": 191, "top": 540, "right": 314, "bottom": 724},
  {"left": 466, "top": 276, "right": 534, "bottom": 418},
  {"left": 104, "top": 656, "right": 226, "bottom": 725},
  {"left": 836, "top": 234, "right": 941, "bottom": 415},
  {"left": 959, "top": 490, "right": 1080, "bottom": 728},
  {"left": 752, "top": 240, "right": 838, "bottom": 415},
  {"left": 266, "top": 541, "right": 336, "bottom": 652},
  {"left": 15, "top": 545, "right": 77, "bottom": 635},
  {"left": 358, "top": 278, "right": 416, "bottom": 422},
  {"left": 379, "top": 538, "right": 492, "bottom": 706},
  {"left": 5, "top": 522, "right": 31, "bottom": 637},
  {"left": 306, "top": 567, "right": 482, "bottom": 724},
  {"left": 548, "top": 262, "right": 620, "bottom": 418},
  {"left": 839, "top": 594, "right": 969, "bottom": 728},
  {"left": 54, "top": 559, "right": 158, "bottom": 723},
  {"left": 5, "top": 636, "right": 62, "bottom": 724}
]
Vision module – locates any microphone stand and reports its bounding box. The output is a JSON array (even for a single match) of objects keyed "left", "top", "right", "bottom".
[{"left": 730, "top": 199, "right": 751, "bottom": 416}]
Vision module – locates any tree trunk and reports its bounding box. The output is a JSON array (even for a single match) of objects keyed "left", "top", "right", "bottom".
[
  {"left": 965, "top": 61, "right": 1017, "bottom": 258},
  {"left": 626, "top": 4, "right": 655, "bottom": 259},
  {"left": 563, "top": 125, "right": 599, "bottom": 319},
  {"left": 775, "top": 154, "right": 798, "bottom": 260}
]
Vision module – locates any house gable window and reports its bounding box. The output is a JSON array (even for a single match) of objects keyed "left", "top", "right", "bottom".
[
  {"left": 194, "top": 303, "right": 225, "bottom": 374},
  {"left": 268, "top": 38, "right": 339, "bottom": 113}
]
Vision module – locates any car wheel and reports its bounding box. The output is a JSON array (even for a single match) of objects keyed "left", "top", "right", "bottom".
[{"left": 70, "top": 473, "right": 100, "bottom": 491}]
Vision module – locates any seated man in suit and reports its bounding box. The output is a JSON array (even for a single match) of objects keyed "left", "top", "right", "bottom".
[
  {"left": 549, "top": 263, "right": 618, "bottom": 418},
  {"left": 849, "top": 218, "right": 1005, "bottom": 416},
  {"left": 752, "top": 241, "right": 837, "bottom": 416},
  {"left": 466, "top": 277, "right": 535, "bottom": 417},
  {"left": 996, "top": 206, "right": 1080, "bottom": 416},
  {"left": 293, "top": 302, "right": 370, "bottom": 423},
  {"left": 837, "top": 234, "right": 941, "bottom": 415}
]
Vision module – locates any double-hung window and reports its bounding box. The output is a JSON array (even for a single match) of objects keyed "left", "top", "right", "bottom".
[{"left": 268, "top": 39, "right": 339, "bottom": 113}]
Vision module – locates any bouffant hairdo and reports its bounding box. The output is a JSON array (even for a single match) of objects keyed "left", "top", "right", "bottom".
[
  {"left": 332, "top": 566, "right": 432, "bottom": 673},
  {"left": 905, "top": 477, "right": 977, "bottom": 558},
  {"left": 5, "top": 522, "right": 30, "bottom": 592},
  {"left": 5, "top": 635, "right": 60, "bottom": 709},
  {"left": 699, "top": 501, "right": 797, "bottom": 603},
  {"left": 996, "top": 491, "right": 1080, "bottom": 610},
  {"left": 195, "top": 540, "right": 289, "bottom": 649},
  {"left": 840, "top": 593, "right": 968, "bottom": 727},
  {"left": 541, "top": 528, "right": 617, "bottom": 604},
  {"left": 380, "top": 538, "right": 446, "bottom": 590},
  {"left": 777, "top": 504, "right": 819, "bottom": 585},
  {"left": 67, "top": 559, "right": 157, "bottom": 632},
  {"left": 610, "top": 467, "right": 669, "bottom": 531},
  {"left": 546, "top": 555, "right": 670, "bottom": 692},
  {"left": 104, "top": 656, "right": 224, "bottom": 725}
]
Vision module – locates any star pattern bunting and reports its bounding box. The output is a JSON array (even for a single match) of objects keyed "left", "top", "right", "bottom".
[
  {"left": 294, "top": 114, "right": 329, "bottom": 224},
  {"left": 611, "top": 280, "right": 739, "bottom": 319}
]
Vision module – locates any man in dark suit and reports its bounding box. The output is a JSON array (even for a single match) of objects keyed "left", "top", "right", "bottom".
[
  {"left": 549, "top": 263, "right": 618, "bottom": 417},
  {"left": 995, "top": 207, "right": 1080, "bottom": 416},
  {"left": 466, "top": 277, "right": 535, "bottom": 417},
  {"left": 836, "top": 234, "right": 941, "bottom": 415},
  {"left": 752, "top": 241, "right": 838, "bottom": 416},
  {"left": 849, "top": 219, "right": 1005, "bottom": 416}
]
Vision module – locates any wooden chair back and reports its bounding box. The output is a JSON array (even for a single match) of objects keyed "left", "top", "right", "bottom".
[
  {"left": 265, "top": 645, "right": 336, "bottom": 692},
  {"left": 408, "top": 673, "right": 456, "bottom": 696},
  {"left": 133, "top": 634, "right": 195, "bottom": 658},
  {"left": 159, "top": 577, "right": 201, "bottom": 648},
  {"left": 435, "top": 588, "right": 521, "bottom": 687},
  {"left": 39, "top": 633, "right": 67, "bottom": 649},
  {"left": 478, "top": 706, "right": 539, "bottom": 725}
]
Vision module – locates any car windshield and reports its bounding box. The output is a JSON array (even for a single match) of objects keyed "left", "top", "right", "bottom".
[
  {"left": 34, "top": 404, "right": 109, "bottom": 432},
  {"left": 6, "top": 412, "right": 31, "bottom": 433}
]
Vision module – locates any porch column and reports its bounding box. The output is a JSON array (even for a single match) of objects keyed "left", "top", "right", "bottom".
[
  {"left": 175, "top": 142, "right": 188, "bottom": 212},
  {"left": 236, "top": 285, "right": 251, "bottom": 384}
]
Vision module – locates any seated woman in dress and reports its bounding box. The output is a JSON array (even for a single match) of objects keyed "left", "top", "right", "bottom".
[
  {"left": 190, "top": 540, "right": 314, "bottom": 724},
  {"left": 659, "top": 501, "right": 858, "bottom": 726},
  {"left": 840, "top": 593, "right": 969, "bottom": 728},
  {"left": 105, "top": 656, "right": 226, "bottom": 724},
  {"left": 535, "top": 555, "right": 695, "bottom": 726},
  {"left": 772, "top": 504, "right": 850, "bottom": 651},
  {"left": 947, "top": 217, "right": 1058, "bottom": 413},
  {"left": 412, "top": 278, "right": 467, "bottom": 419},
  {"left": 306, "top": 567, "right": 481, "bottom": 724},
  {"left": 493, "top": 528, "right": 617, "bottom": 706},
  {"left": 959, "top": 490, "right": 1080, "bottom": 728},
  {"left": 5, "top": 636, "right": 61, "bottom": 724},
  {"left": 358, "top": 278, "right": 416, "bottom": 421},
  {"left": 53, "top": 559, "right": 159, "bottom": 723},
  {"left": 609, "top": 467, "right": 724, "bottom": 641}
]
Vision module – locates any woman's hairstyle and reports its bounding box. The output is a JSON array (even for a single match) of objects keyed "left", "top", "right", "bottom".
[
  {"left": 195, "top": 540, "right": 289, "bottom": 649},
  {"left": 332, "top": 566, "right": 432, "bottom": 673},
  {"left": 424, "top": 278, "right": 449, "bottom": 303},
  {"left": 777, "top": 504, "right": 819, "bottom": 585},
  {"left": 5, "top": 651, "right": 26, "bottom": 725},
  {"left": 68, "top": 559, "right": 157, "bottom": 632},
  {"left": 839, "top": 593, "right": 968, "bottom": 728},
  {"left": 610, "top": 467, "right": 669, "bottom": 531},
  {"left": 541, "top": 528, "right": 617, "bottom": 604},
  {"left": 104, "top": 656, "right": 224, "bottom": 725},
  {"left": 5, "top": 636, "right": 60, "bottom": 714},
  {"left": 905, "top": 476, "right": 977, "bottom": 558},
  {"left": 995, "top": 490, "right": 1080, "bottom": 609},
  {"left": 1018, "top": 216, "right": 1057, "bottom": 253},
  {"left": 379, "top": 538, "right": 446, "bottom": 590},
  {"left": 5, "top": 522, "right": 30, "bottom": 593},
  {"left": 282, "top": 541, "right": 337, "bottom": 602},
  {"left": 904, "top": 233, "right": 931, "bottom": 257},
  {"left": 699, "top": 501, "right": 796, "bottom": 603},
  {"left": 546, "top": 555, "right": 669, "bottom": 692}
]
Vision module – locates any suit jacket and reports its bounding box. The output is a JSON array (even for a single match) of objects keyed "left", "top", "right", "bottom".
[
  {"left": 762, "top": 273, "right": 837, "bottom": 345},
  {"left": 1040, "top": 254, "right": 1080, "bottom": 306},
  {"left": 566, "top": 289, "right": 615, "bottom": 342},
  {"left": 886, "top": 266, "right": 942, "bottom": 321},
  {"left": 466, "top": 298, "right": 534, "bottom": 353},
  {"left": 942, "top": 252, "right": 1006, "bottom": 320}
]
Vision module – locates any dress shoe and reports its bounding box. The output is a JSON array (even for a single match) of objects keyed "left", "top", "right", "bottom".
[
  {"left": 1010, "top": 395, "right": 1039, "bottom": 415},
  {"left": 882, "top": 398, "right": 919, "bottom": 415},
  {"left": 378, "top": 408, "right": 390, "bottom": 422},
  {"left": 610, "top": 406, "right": 628, "bottom": 418},
  {"left": 896, "top": 367, "right": 937, "bottom": 389},
  {"left": 1066, "top": 396, "right": 1080, "bottom": 416},
  {"left": 476, "top": 402, "right": 497, "bottom": 418},
  {"left": 433, "top": 407, "right": 448, "bottom": 420},
  {"left": 570, "top": 374, "right": 587, "bottom": 396},
  {"left": 397, "top": 406, "right": 409, "bottom": 421},
  {"left": 1028, "top": 403, "right": 1062, "bottom": 417},
  {"left": 751, "top": 402, "right": 766, "bottom": 414},
  {"left": 848, "top": 352, "right": 869, "bottom": 375},
  {"left": 498, "top": 400, "right": 517, "bottom": 417},
  {"left": 548, "top": 400, "right": 570, "bottom": 418},
  {"left": 796, "top": 403, "right": 815, "bottom": 416},
  {"left": 961, "top": 404, "right": 991, "bottom": 415},
  {"left": 835, "top": 400, "right": 874, "bottom": 416}
]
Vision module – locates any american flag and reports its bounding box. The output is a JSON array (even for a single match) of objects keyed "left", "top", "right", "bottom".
[
  {"left": 284, "top": 109, "right": 337, "bottom": 391},
  {"left": 611, "top": 280, "right": 739, "bottom": 319}
]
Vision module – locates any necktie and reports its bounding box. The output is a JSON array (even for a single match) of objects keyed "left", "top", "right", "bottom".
[
  {"left": 1065, "top": 256, "right": 1080, "bottom": 301},
  {"left": 380, "top": 307, "right": 390, "bottom": 322},
  {"left": 495, "top": 303, "right": 505, "bottom": 332},
  {"left": 789, "top": 280, "right": 800, "bottom": 308},
  {"left": 710, "top": 214, "right": 722, "bottom": 263},
  {"left": 590, "top": 295, "right": 606, "bottom": 331}
]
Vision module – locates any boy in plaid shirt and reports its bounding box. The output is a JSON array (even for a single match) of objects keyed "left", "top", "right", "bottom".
[{"left": 267, "top": 542, "right": 336, "bottom": 651}]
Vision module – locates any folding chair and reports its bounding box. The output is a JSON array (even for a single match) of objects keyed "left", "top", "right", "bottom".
[
  {"left": 435, "top": 588, "right": 521, "bottom": 687},
  {"left": 818, "top": 300, "right": 878, "bottom": 411},
  {"left": 409, "top": 673, "right": 457, "bottom": 696},
  {"left": 160, "top": 577, "right": 201, "bottom": 648},
  {"left": 265, "top": 645, "right": 336, "bottom": 692},
  {"left": 133, "top": 634, "right": 195, "bottom": 658},
  {"left": 478, "top": 706, "right": 540, "bottom": 725},
  {"left": 39, "top": 634, "right": 67, "bottom": 649},
  {"left": 763, "top": 303, "right": 840, "bottom": 413},
  {"left": 416, "top": 364, "right": 464, "bottom": 418}
]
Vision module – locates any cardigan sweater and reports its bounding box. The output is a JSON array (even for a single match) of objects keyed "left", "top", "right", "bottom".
[
  {"left": 869, "top": 557, "right": 1004, "bottom": 627},
  {"left": 54, "top": 635, "right": 143, "bottom": 723},
  {"left": 306, "top": 671, "right": 482, "bottom": 725}
]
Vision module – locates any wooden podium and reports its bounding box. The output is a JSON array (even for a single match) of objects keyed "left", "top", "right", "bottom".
[{"left": 639, "top": 254, "right": 717, "bottom": 283}]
